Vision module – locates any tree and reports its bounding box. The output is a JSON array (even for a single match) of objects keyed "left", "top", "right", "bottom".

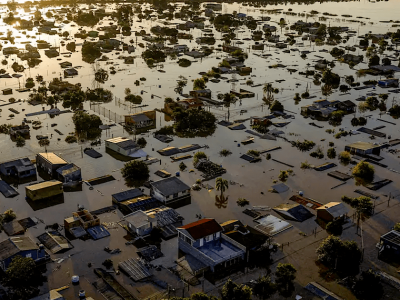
[
  {"left": 368, "top": 54, "right": 380, "bottom": 67},
  {"left": 327, "top": 148, "right": 336, "bottom": 159},
  {"left": 275, "top": 263, "right": 296, "bottom": 298},
  {"left": 137, "top": 137, "right": 147, "bottom": 148},
  {"left": 15, "top": 135, "right": 25, "bottom": 147},
  {"left": 121, "top": 160, "right": 150, "bottom": 187},
  {"left": 215, "top": 177, "right": 229, "bottom": 197},
  {"left": 278, "top": 170, "right": 289, "bottom": 182},
  {"left": 94, "top": 68, "right": 109, "bottom": 84},
  {"left": 270, "top": 100, "right": 284, "bottom": 112},
  {"left": 72, "top": 111, "right": 102, "bottom": 139},
  {"left": 321, "top": 69, "right": 340, "bottom": 86},
  {"left": 4, "top": 256, "right": 46, "bottom": 299},
  {"left": 263, "top": 83, "right": 278, "bottom": 103},
  {"left": 253, "top": 275, "right": 276, "bottom": 299},
  {"left": 352, "top": 161, "right": 374, "bottom": 180},
  {"left": 221, "top": 279, "right": 252, "bottom": 300},
  {"left": 193, "top": 151, "right": 207, "bottom": 166},
  {"left": 193, "top": 78, "right": 206, "bottom": 90},
  {"left": 173, "top": 108, "right": 216, "bottom": 137},
  {"left": 394, "top": 223, "right": 400, "bottom": 232},
  {"left": 353, "top": 269, "right": 384, "bottom": 300},
  {"left": 316, "top": 236, "right": 362, "bottom": 275}
]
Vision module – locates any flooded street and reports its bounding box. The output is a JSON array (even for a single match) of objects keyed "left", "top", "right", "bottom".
[{"left": 0, "top": 0, "right": 400, "bottom": 299}]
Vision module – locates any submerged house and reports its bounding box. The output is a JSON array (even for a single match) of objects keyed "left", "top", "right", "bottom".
[
  {"left": 0, "top": 236, "right": 49, "bottom": 271},
  {"left": 177, "top": 219, "right": 245, "bottom": 273},
  {"left": 124, "top": 210, "right": 157, "bottom": 236},
  {"left": 220, "top": 220, "right": 269, "bottom": 259},
  {"left": 105, "top": 137, "right": 145, "bottom": 158},
  {"left": 344, "top": 141, "right": 381, "bottom": 156},
  {"left": 9, "top": 124, "right": 30, "bottom": 137},
  {"left": 378, "top": 78, "right": 399, "bottom": 88},
  {"left": 150, "top": 177, "right": 191, "bottom": 208},
  {"left": 0, "top": 157, "right": 36, "bottom": 179},
  {"left": 124, "top": 110, "right": 156, "bottom": 129},
  {"left": 316, "top": 202, "right": 349, "bottom": 223},
  {"left": 56, "top": 163, "right": 82, "bottom": 184},
  {"left": 25, "top": 180, "right": 63, "bottom": 201},
  {"left": 378, "top": 230, "right": 400, "bottom": 259},
  {"left": 36, "top": 153, "right": 68, "bottom": 178}
]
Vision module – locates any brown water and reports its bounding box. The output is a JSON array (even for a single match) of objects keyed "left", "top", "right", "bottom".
[{"left": 1, "top": 1, "right": 400, "bottom": 299}]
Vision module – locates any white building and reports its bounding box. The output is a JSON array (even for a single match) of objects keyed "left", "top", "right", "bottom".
[
  {"left": 105, "top": 137, "right": 146, "bottom": 158},
  {"left": 124, "top": 210, "right": 157, "bottom": 236}
]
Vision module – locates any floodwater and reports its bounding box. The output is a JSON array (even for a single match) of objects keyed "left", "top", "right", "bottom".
[{"left": 0, "top": 1, "right": 400, "bottom": 299}]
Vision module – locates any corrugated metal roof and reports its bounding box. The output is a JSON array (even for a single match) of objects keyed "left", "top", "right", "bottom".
[{"left": 178, "top": 218, "right": 222, "bottom": 240}]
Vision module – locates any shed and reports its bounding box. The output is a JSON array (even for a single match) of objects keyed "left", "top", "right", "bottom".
[
  {"left": 36, "top": 153, "right": 68, "bottom": 177},
  {"left": 25, "top": 180, "right": 63, "bottom": 201},
  {"left": 37, "top": 231, "right": 73, "bottom": 254},
  {"left": 112, "top": 188, "right": 144, "bottom": 204},
  {"left": 273, "top": 203, "right": 313, "bottom": 222},
  {"left": 316, "top": 202, "right": 348, "bottom": 222},
  {"left": 157, "top": 146, "right": 180, "bottom": 156}
]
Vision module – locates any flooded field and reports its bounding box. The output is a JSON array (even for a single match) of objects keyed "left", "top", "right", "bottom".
[{"left": 0, "top": 0, "right": 400, "bottom": 299}]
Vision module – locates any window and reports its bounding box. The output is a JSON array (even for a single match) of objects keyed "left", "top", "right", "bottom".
[
  {"left": 173, "top": 193, "right": 178, "bottom": 198},
  {"left": 205, "top": 235, "right": 211, "bottom": 242},
  {"left": 26, "top": 253, "right": 32, "bottom": 258}
]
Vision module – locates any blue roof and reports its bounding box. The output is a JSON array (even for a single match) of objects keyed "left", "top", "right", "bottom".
[
  {"left": 112, "top": 189, "right": 144, "bottom": 203},
  {"left": 87, "top": 225, "right": 110, "bottom": 240}
]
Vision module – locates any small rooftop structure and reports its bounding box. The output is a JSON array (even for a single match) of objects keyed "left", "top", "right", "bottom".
[
  {"left": 56, "top": 163, "right": 81, "bottom": 183},
  {"left": 273, "top": 203, "right": 313, "bottom": 222}
]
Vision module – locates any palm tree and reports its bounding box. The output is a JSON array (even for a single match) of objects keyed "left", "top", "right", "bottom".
[
  {"left": 215, "top": 177, "right": 229, "bottom": 197},
  {"left": 263, "top": 83, "right": 276, "bottom": 103}
]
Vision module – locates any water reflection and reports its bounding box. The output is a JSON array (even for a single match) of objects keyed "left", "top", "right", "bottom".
[{"left": 214, "top": 194, "right": 228, "bottom": 209}]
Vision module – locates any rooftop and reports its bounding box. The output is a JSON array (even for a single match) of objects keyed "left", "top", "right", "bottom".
[
  {"left": 112, "top": 188, "right": 144, "bottom": 203},
  {"left": 106, "top": 137, "right": 138, "bottom": 150},
  {"left": 26, "top": 180, "right": 62, "bottom": 192},
  {"left": 316, "top": 202, "right": 349, "bottom": 218},
  {"left": 346, "top": 141, "right": 380, "bottom": 151},
  {"left": 38, "top": 153, "right": 67, "bottom": 165},
  {"left": 124, "top": 210, "right": 152, "bottom": 228},
  {"left": 381, "top": 230, "right": 400, "bottom": 247},
  {"left": 150, "top": 176, "right": 190, "bottom": 196},
  {"left": 197, "top": 239, "right": 244, "bottom": 263},
  {"left": 178, "top": 218, "right": 222, "bottom": 240},
  {"left": 0, "top": 236, "right": 38, "bottom": 261}
]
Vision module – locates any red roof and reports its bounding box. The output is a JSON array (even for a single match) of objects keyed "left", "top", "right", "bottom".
[{"left": 178, "top": 218, "right": 222, "bottom": 240}]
